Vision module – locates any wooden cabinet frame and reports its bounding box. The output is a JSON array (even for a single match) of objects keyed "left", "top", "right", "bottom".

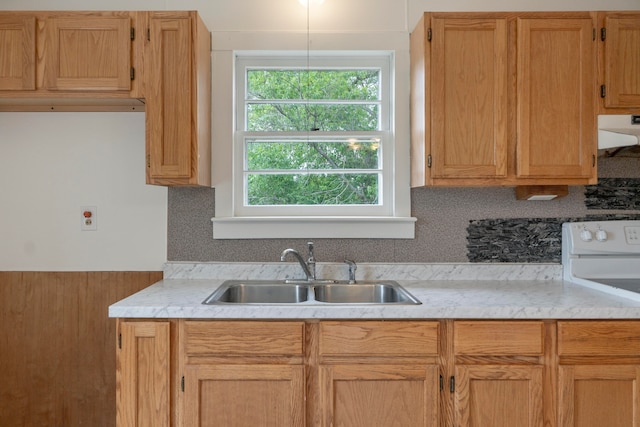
[{"left": 117, "top": 319, "right": 640, "bottom": 427}]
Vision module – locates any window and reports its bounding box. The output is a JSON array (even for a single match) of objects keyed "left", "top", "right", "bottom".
[
  {"left": 211, "top": 49, "right": 415, "bottom": 239},
  {"left": 236, "top": 54, "right": 390, "bottom": 216}
]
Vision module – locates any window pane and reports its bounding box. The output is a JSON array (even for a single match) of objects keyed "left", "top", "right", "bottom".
[
  {"left": 247, "top": 173, "right": 380, "bottom": 205},
  {"left": 247, "top": 69, "right": 380, "bottom": 101},
  {"left": 247, "top": 103, "right": 379, "bottom": 131},
  {"left": 246, "top": 139, "right": 381, "bottom": 170}
]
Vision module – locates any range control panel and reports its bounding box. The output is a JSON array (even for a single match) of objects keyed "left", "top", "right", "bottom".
[
  {"left": 564, "top": 221, "right": 640, "bottom": 255},
  {"left": 625, "top": 226, "right": 640, "bottom": 244}
]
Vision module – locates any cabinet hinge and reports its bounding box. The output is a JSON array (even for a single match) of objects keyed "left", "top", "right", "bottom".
[
  {"left": 181, "top": 376, "right": 185, "bottom": 392},
  {"left": 130, "top": 27, "right": 135, "bottom": 41},
  {"left": 427, "top": 28, "right": 432, "bottom": 42},
  {"left": 130, "top": 67, "right": 135, "bottom": 81},
  {"left": 449, "top": 376, "right": 455, "bottom": 393},
  {"left": 601, "top": 27, "right": 606, "bottom": 41},
  {"left": 427, "top": 154, "right": 432, "bottom": 168},
  {"left": 600, "top": 85, "right": 607, "bottom": 99},
  {"left": 118, "top": 333, "right": 122, "bottom": 349}
]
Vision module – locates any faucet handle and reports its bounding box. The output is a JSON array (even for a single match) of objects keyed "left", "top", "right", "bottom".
[
  {"left": 344, "top": 259, "right": 357, "bottom": 283},
  {"left": 307, "top": 241, "right": 315, "bottom": 261}
]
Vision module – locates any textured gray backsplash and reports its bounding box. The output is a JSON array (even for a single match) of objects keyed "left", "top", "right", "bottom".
[{"left": 167, "top": 158, "right": 640, "bottom": 263}]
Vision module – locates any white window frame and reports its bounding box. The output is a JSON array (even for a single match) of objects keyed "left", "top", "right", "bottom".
[
  {"left": 235, "top": 54, "right": 390, "bottom": 217},
  {"left": 210, "top": 33, "right": 415, "bottom": 239}
]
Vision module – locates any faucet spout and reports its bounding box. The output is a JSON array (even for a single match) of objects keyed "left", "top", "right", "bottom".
[{"left": 280, "top": 248, "right": 314, "bottom": 281}]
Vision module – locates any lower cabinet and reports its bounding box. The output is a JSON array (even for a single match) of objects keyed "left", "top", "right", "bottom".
[
  {"left": 557, "top": 321, "right": 640, "bottom": 427},
  {"left": 317, "top": 321, "right": 440, "bottom": 427},
  {"left": 180, "top": 320, "right": 306, "bottom": 427},
  {"left": 455, "top": 365, "right": 544, "bottom": 427},
  {"left": 116, "top": 320, "right": 171, "bottom": 427},
  {"left": 116, "top": 319, "right": 640, "bottom": 427},
  {"left": 183, "top": 364, "right": 305, "bottom": 427},
  {"left": 450, "top": 321, "right": 548, "bottom": 427}
]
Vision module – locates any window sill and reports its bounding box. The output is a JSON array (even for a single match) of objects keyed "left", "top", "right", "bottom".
[{"left": 211, "top": 216, "right": 416, "bottom": 239}]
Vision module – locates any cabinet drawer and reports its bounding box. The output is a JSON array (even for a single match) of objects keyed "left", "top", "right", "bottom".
[
  {"left": 454, "top": 321, "right": 544, "bottom": 356},
  {"left": 183, "top": 321, "right": 304, "bottom": 356},
  {"left": 558, "top": 321, "right": 640, "bottom": 356},
  {"left": 319, "top": 321, "right": 439, "bottom": 357}
]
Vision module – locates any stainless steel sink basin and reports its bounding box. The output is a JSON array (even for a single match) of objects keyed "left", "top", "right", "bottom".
[
  {"left": 203, "top": 281, "right": 309, "bottom": 304},
  {"left": 202, "top": 280, "right": 421, "bottom": 305},
  {"left": 313, "top": 283, "right": 420, "bottom": 304}
]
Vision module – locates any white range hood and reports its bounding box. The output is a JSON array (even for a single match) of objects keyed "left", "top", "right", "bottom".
[{"left": 598, "top": 114, "right": 640, "bottom": 150}]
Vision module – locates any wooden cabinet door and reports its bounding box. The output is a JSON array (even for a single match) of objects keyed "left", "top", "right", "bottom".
[
  {"left": 516, "top": 17, "right": 596, "bottom": 180},
  {"left": 116, "top": 321, "right": 171, "bottom": 427},
  {"left": 430, "top": 16, "right": 509, "bottom": 180},
  {"left": 318, "top": 321, "right": 440, "bottom": 427},
  {"left": 145, "top": 14, "right": 193, "bottom": 182},
  {"left": 116, "top": 322, "right": 171, "bottom": 427},
  {"left": 45, "top": 15, "right": 132, "bottom": 91},
  {"left": 601, "top": 13, "right": 640, "bottom": 109},
  {"left": 557, "top": 321, "right": 640, "bottom": 427},
  {"left": 183, "top": 364, "right": 305, "bottom": 427},
  {"left": 558, "top": 365, "right": 640, "bottom": 427},
  {"left": 319, "top": 364, "right": 438, "bottom": 427},
  {"left": 0, "top": 15, "right": 36, "bottom": 90},
  {"left": 455, "top": 365, "right": 544, "bottom": 427},
  {"left": 451, "top": 321, "right": 547, "bottom": 427}
]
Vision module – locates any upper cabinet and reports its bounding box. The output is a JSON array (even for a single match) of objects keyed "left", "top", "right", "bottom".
[
  {"left": 145, "top": 12, "right": 211, "bottom": 186},
  {"left": 0, "top": 15, "right": 36, "bottom": 91},
  {"left": 0, "top": 11, "right": 211, "bottom": 187},
  {"left": 598, "top": 12, "right": 640, "bottom": 112},
  {"left": 44, "top": 15, "right": 132, "bottom": 92},
  {"left": 411, "top": 12, "right": 598, "bottom": 187},
  {"left": 0, "top": 11, "right": 140, "bottom": 104}
]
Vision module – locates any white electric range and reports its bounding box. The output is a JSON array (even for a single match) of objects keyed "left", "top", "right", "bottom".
[{"left": 562, "top": 220, "right": 640, "bottom": 301}]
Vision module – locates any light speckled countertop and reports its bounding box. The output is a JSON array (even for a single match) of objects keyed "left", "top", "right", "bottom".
[{"left": 108, "top": 262, "right": 640, "bottom": 319}]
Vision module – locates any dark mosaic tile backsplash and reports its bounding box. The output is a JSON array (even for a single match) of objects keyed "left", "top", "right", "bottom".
[
  {"left": 585, "top": 178, "right": 640, "bottom": 210},
  {"left": 467, "top": 178, "right": 640, "bottom": 263},
  {"left": 467, "top": 214, "right": 640, "bottom": 263}
]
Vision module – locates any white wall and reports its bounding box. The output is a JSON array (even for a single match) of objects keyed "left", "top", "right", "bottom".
[
  {"left": 0, "top": 113, "right": 166, "bottom": 271},
  {"left": 1, "top": 0, "right": 638, "bottom": 271}
]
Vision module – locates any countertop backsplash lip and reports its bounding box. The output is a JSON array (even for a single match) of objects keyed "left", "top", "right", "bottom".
[{"left": 163, "top": 261, "right": 563, "bottom": 282}]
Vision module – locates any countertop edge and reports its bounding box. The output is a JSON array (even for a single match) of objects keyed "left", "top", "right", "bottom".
[{"left": 108, "top": 276, "right": 640, "bottom": 320}]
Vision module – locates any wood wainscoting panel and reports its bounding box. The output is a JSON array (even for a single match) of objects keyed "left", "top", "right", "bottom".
[{"left": 0, "top": 271, "right": 162, "bottom": 427}]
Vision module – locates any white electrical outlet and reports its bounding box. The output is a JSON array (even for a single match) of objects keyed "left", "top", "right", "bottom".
[{"left": 81, "top": 206, "right": 97, "bottom": 231}]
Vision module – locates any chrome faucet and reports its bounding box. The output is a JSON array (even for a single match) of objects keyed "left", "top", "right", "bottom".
[{"left": 280, "top": 241, "right": 316, "bottom": 281}]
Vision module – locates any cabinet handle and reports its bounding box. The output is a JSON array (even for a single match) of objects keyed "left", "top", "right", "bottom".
[{"left": 450, "top": 376, "right": 455, "bottom": 393}]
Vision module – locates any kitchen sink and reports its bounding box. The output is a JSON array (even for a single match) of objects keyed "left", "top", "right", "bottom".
[
  {"left": 203, "top": 281, "right": 310, "bottom": 304},
  {"left": 202, "top": 280, "right": 421, "bottom": 305},
  {"left": 313, "top": 283, "right": 420, "bottom": 304}
]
